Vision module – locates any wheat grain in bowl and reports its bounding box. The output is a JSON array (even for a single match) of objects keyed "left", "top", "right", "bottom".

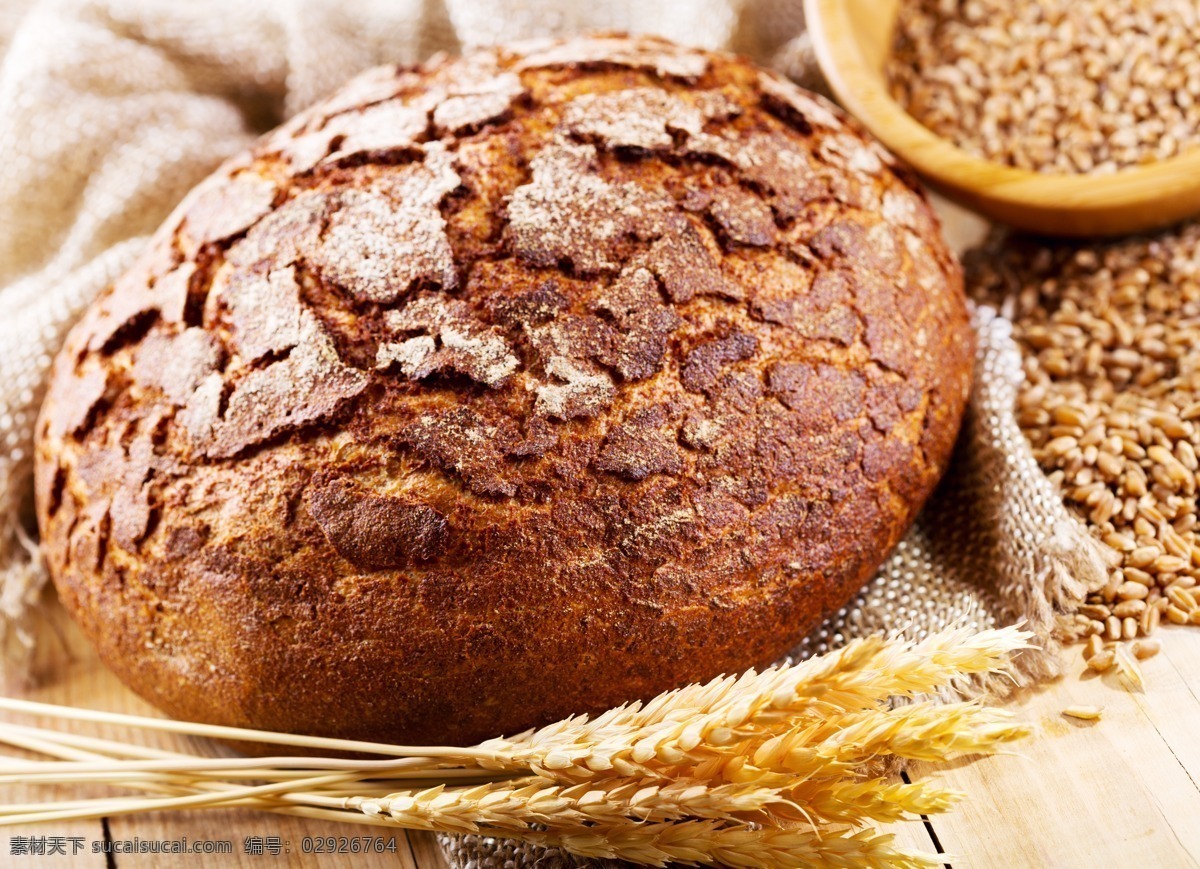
[
  {"left": 888, "top": 0, "right": 1200, "bottom": 175},
  {"left": 967, "top": 222, "right": 1200, "bottom": 653}
]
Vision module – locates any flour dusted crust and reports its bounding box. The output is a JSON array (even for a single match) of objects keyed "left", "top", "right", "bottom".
[{"left": 35, "top": 36, "right": 973, "bottom": 746}]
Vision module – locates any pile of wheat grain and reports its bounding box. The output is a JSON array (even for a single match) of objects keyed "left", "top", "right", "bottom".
[
  {"left": 887, "top": 0, "right": 1200, "bottom": 174},
  {"left": 967, "top": 224, "right": 1200, "bottom": 665}
]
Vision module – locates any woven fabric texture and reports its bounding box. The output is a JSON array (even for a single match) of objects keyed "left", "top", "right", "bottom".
[{"left": 0, "top": 2, "right": 1106, "bottom": 865}]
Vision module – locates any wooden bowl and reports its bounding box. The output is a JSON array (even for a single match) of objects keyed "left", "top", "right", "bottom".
[{"left": 803, "top": 0, "right": 1200, "bottom": 237}]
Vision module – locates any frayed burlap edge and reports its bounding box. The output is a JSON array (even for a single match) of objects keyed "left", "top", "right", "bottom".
[{"left": 936, "top": 306, "right": 1107, "bottom": 700}]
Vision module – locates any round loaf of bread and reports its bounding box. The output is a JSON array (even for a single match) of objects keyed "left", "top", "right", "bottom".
[{"left": 35, "top": 35, "right": 973, "bottom": 746}]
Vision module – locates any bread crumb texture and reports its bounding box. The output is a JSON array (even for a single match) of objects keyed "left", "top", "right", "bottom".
[{"left": 34, "top": 36, "right": 972, "bottom": 746}]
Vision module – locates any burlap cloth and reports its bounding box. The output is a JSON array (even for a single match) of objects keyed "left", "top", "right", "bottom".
[{"left": 0, "top": 2, "right": 1108, "bottom": 866}]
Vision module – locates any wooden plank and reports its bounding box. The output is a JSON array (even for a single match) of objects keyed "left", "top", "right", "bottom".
[
  {"left": 408, "top": 832, "right": 451, "bottom": 869},
  {"left": 0, "top": 595, "right": 109, "bottom": 867},
  {"left": 912, "top": 625, "right": 1200, "bottom": 867}
]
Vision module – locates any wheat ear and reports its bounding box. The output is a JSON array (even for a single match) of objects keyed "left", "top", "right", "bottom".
[
  {"left": 510, "top": 820, "right": 944, "bottom": 869},
  {"left": 481, "top": 626, "right": 1032, "bottom": 783}
]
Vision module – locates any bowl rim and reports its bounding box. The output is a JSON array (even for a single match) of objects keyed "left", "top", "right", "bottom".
[{"left": 803, "top": 0, "right": 1200, "bottom": 224}]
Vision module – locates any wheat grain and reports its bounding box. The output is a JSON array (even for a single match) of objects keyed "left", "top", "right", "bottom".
[
  {"left": 1062, "top": 706, "right": 1103, "bottom": 721},
  {"left": 1086, "top": 649, "right": 1115, "bottom": 673},
  {"left": 1132, "top": 639, "right": 1162, "bottom": 660}
]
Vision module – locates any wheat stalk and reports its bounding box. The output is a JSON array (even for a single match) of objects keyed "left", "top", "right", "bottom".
[
  {"left": 0, "top": 722, "right": 961, "bottom": 829},
  {"left": 0, "top": 696, "right": 500, "bottom": 760},
  {"left": 352, "top": 777, "right": 808, "bottom": 830},
  {"left": 0, "top": 625, "right": 1033, "bottom": 867},
  {"left": 353, "top": 772, "right": 967, "bottom": 831}
]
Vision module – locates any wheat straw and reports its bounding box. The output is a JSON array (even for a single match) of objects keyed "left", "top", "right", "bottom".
[{"left": 0, "top": 696, "right": 497, "bottom": 760}]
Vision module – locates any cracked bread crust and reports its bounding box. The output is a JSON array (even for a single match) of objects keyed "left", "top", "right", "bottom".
[{"left": 34, "top": 35, "right": 973, "bottom": 747}]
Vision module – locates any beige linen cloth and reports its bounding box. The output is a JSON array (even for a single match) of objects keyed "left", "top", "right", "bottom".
[{"left": 0, "top": 1, "right": 1106, "bottom": 865}]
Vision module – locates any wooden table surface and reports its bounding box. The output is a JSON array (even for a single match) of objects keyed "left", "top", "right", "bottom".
[{"left": 3, "top": 597, "right": 1200, "bottom": 868}]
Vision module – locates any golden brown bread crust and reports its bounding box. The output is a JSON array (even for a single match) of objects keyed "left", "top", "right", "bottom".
[{"left": 34, "top": 35, "right": 973, "bottom": 747}]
